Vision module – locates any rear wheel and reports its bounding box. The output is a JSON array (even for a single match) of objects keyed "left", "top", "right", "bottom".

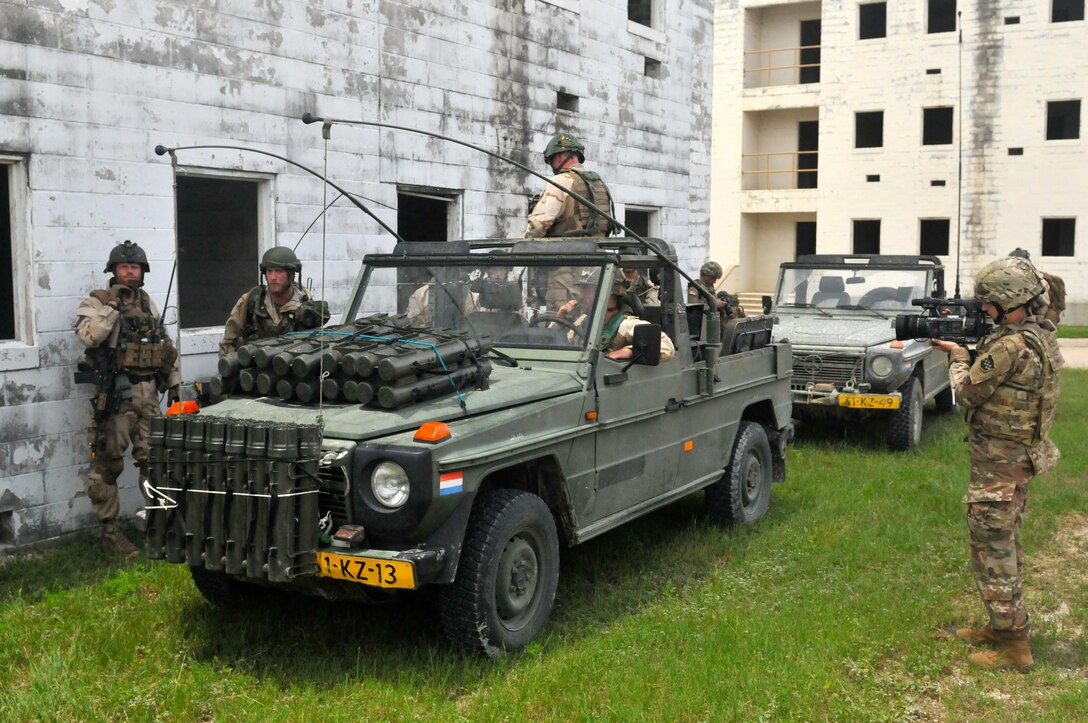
[
  {"left": 440, "top": 489, "right": 560, "bottom": 658},
  {"left": 886, "top": 377, "right": 923, "bottom": 450},
  {"left": 706, "top": 421, "right": 773, "bottom": 527}
]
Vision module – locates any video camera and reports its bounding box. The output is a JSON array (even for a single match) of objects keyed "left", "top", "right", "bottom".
[{"left": 894, "top": 297, "right": 993, "bottom": 345}]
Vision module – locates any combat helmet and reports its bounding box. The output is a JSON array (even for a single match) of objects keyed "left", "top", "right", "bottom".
[
  {"left": 700, "top": 261, "right": 723, "bottom": 280},
  {"left": 543, "top": 132, "right": 586, "bottom": 163},
  {"left": 104, "top": 240, "right": 150, "bottom": 273},
  {"left": 575, "top": 268, "right": 629, "bottom": 297},
  {"left": 260, "top": 246, "right": 302, "bottom": 274},
  {"left": 974, "top": 257, "right": 1044, "bottom": 309}
]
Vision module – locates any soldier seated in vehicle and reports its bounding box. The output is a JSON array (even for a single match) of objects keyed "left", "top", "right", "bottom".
[{"left": 555, "top": 269, "right": 675, "bottom": 362}]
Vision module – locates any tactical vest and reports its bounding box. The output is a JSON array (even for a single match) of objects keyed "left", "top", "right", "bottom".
[
  {"left": 88, "top": 287, "right": 177, "bottom": 375},
  {"left": 564, "top": 168, "right": 618, "bottom": 237},
  {"left": 241, "top": 284, "right": 325, "bottom": 343},
  {"left": 969, "top": 323, "right": 1063, "bottom": 445}
]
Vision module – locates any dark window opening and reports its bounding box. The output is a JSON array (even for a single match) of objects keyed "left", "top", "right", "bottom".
[
  {"left": 557, "top": 91, "right": 579, "bottom": 113},
  {"left": 923, "top": 106, "right": 954, "bottom": 145},
  {"left": 797, "top": 120, "right": 819, "bottom": 189},
  {"left": 859, "top": 3, "right": 887, "bottom": 39},
  {"left": 928, "top": 0, "right": 957, "bottom": 32},
  {"left": 926, "top": 68, "right": 942, "bottom": 75},
  {"left": 866, "top": 174, "right": 881, "bottom": 182},
  {"left": 1046, "top": 100, "right": 1081, "bottom": 140},
  {"left": 644, "top": 58, "right": 662, "bottom": 78},
  {"left": 920, "top": 219, "right": 950, "bottom": 256},
  {"left": 931, "top": 179, "right": 947, "bottom": 186},
  {"left": 1009, "top": 147, "right": 1024, "bottom": 155},
  {"left": 855, "top": 111, "right": 884, "bottom": 148},
  {"left": 1042, "top": 218, "right": 1076, "bottom": 256},
  {"left": 624, "top": 209, "right": 652, "bottom": 238},
  {"left": 1053, "top": 0, "right": 1085, "bottom": 22},
  {"left": 796, "top": 221, "right": 817, "bottom": 257},
  {"left": 799, "top": 19, "right": 821, "bottom": 84},
  {"left": 397, "top": 193, "right": 452, "bottom": 311},
  {"left": 0, "top": 166, "right": 13, "bottom": 340},
  {"left": 1005, "top": 16, "right": 1021, "bottom": 24},
  {"left": 176, "top": 176, "right": 259, "bottom": 329},
  {"left": 629, "top": 0, "right": 652, "bottom": 27},
  {"left": 853, "top": 219, "right": 881, "bottom": 254}
]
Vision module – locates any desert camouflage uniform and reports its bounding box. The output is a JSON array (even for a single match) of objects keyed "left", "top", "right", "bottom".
[
  {"left": 219, "top": 284, "right": 326, "bottom": 357},
  {"left": 948, "top": 317, "right": 1063, "bottom": 633},
  {"left": 75, "top": 287, "right": 180, "bottom": 523}
]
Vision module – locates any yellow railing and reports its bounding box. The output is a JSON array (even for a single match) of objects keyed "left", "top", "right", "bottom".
[
  {"left": 743, "top": 45, "right": 820, "bottom": 88},
  {"left": 741, "top": 150, "right": 818, "bottom": 190}
]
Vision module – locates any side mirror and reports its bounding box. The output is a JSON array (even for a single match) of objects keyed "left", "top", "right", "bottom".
[
  {"left": 762, "top": 295, "right": 773, "bottom": 315},
  {"left": 630, "top": 323, "right": 661, "bottom": 367}
]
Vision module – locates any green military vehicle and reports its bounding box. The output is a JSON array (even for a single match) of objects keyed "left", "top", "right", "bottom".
[{"left": 147, "top": 127, "right": 794, "bottom": 658}]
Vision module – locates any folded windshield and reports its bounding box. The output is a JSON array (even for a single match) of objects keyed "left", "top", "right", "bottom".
[{"left": 349, "top": 257, "right": 607, "bottom": 350}]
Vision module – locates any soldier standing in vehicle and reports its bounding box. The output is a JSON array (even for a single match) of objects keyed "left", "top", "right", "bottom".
[
  {"left": 1008, "top": 248, "right": 1065, "bottom": 326},
  {"left": 930, "top": 257, "right": 1063, "bottom": 671},
  {"left": 219, "top": 247, "right": 329, "bottom": 357},
  {"left": 525, "top": 133, "right": 618, "bottom": 308},
  {"left": 74, "top": 241, "right": 180, "bottom": 558}
]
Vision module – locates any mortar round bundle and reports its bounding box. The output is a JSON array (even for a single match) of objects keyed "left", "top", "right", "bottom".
[{"left": 212, "top": 324, "right": 493, "bottom": 409}]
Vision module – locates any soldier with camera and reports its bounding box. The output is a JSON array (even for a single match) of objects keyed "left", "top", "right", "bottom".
[
  {"left": 930, "top": 256, "right": 1064, "bottom": 670},
  {"left": 74, "top": 241, "right": 180, "bottom": 558}
]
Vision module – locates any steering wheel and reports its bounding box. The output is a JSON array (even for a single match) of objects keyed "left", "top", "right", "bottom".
[{"left": 529, "top": 313, "right": 586, "bottom": 343}]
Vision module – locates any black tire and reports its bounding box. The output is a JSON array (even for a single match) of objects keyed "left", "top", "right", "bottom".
[
  {"left": 934, "top": 384, "right": 957, "bottom": 413},
  {"left": 706, "top": 421, "right": 773, "bottom": 527},
  {"left": 189, "top": 566, "right": 264, "bottom": 607},
  {"left": 886, "top": 376, "right": 923, "bottom": 450},
  {"left": 440, "top": 489, "right": 560, "bottom": 658}
]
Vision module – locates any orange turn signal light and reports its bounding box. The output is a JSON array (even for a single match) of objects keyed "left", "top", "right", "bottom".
[
  {"left": 683, "top": 440, "right": 694, "bottom": 452},
  {"left": 166, "top": 400, "right": 200, "bottom": 416},
  {"left": 585, "top": 410, "right": 599, "bottom": 421},
  {"left": 414, "top": 421, "right": 451, "bottom": 444},
  {"left": 890, "top": 340, "right": 904, "bottom": 349}
]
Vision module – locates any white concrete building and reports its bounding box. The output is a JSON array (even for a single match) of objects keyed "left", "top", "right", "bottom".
[
  {"left": 0, "top": 0, "right": 713, "bottom": 549},
  {"left": 712, "top": 0, "right": 1086, "bottom": 320}
]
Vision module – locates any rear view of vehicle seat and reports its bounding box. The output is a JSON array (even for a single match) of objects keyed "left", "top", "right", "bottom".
[{"left": 811, "top": 277, "right": 849, "bottom": 307}]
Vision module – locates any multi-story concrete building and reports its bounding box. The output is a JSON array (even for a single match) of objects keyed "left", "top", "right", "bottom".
[
  {"left": 0, "top": 0, "right": 713, "bottom": 549},
  {"left": 712, "top": 0, "right": 1085, "bottom": 320}
]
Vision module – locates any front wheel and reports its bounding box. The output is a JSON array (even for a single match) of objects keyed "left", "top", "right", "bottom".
[
  {"left": 706, "top": 421, "right": 773, "bottom": 527},
  {"left": 886, "top": 376, "right": 923, "bottom": 450},
  {"left": 440, "top": 489, "right": 560, "bottom": 658}
]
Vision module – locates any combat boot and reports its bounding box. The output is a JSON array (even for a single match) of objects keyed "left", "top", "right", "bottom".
[
  {"left": 102, "top": 521, "right": 140, "bottom": 560},
  {"left": 956, "top": 624, "right": 1002, "bottom": 646},
  {"left": 968, "top": 629, "right": 1034, "bottom": 671}
]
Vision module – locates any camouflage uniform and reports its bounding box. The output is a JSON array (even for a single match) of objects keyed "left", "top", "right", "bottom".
[
  {"left": 75, "top": 243, "right": 180, "bottom": 537},
  {"left": 947, "top": 259, "right": 1063, "bottom": 638},
  {"left": 219, "top": 283, "right": 327, "bottom": 357}
]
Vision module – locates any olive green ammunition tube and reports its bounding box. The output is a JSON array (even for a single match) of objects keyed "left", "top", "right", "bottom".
[
  {"left": 217, "top": 352, "right": 241, "bottom": 378},
  {"left": 377, "top": 337, "right": 487, "bottom": 382},
  {"left": 376, "top": 359, "right": 491, "bottom": 409},
  {"left": 255, "top": 371, "right": 281, "bottom": 396},
  {"left": 204, "top": 418, "right": 228, "bottom": 571},
  {"left": 245, "top": 424, "right": 270, "bottom": 580},
  {"left": 238, "top": 368, "right": 257, "bottom": 392},
  {"left": 276, "top": 378, "right": 295, "bottom": 401}
]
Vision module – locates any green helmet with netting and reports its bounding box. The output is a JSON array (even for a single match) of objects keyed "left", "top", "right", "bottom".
[
  {"left": 974, "top": 257, "right": 1044, "bottom": 309},
  {"left": 260, "top": 246, "right": 302, "bottom": 274},
  {"left": 700, "top": 261, "right": 723, "bottom": 279},
  {"left": 104, "top": 240, "right": 150, "bottom": 273},
  {"left": 543, "top": 132, "right": 585, "bottom": 163}
]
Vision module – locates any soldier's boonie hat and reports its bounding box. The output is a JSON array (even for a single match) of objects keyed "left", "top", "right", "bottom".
[
  {"left": 700, "top": 261, "right": 723, "bottom": 279},
  {"left": 543, "top": 133, "right": 586, "bottom": 163},
  {"left": 104, "top": 240, "right": 150, "bottom": 273},
  {"left": 260, "top": 246, "right": 302, "bottom": 274},
  {"left": 974, "top": 257, "right": 1044, "bottom": 308}
]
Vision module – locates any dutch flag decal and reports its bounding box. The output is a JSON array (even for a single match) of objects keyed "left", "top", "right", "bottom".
[{"left": 439, "top": 471, "right": 464, "bottom": 496}]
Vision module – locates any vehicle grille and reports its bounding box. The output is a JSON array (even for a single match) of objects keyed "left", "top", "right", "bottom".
[
  {"left": 318, "top": 464, "right": 351, "bottom": 528},
  {"left": 790, "top": 353, "right": 864, "bottom": 388}
]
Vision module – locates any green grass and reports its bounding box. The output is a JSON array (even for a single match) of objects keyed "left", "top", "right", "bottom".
[
  {"left": 4, "top": 373, "right": 1088, "bottom": 721},
  {"left": 1057, "top": 325, "right": 1088, "bottom": 339}
]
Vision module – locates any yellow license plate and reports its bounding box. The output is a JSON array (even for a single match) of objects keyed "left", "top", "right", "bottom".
[
  {"left": 315, "top": 552, "right": 416, "bottom": 589},
  {"left": 839, "top": 394, "right": 900, "bottom": 410}
]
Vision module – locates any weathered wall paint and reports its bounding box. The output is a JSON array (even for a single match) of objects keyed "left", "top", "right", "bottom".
[{"left": 0, "top": 0, "right": 713, "bottom": 549}]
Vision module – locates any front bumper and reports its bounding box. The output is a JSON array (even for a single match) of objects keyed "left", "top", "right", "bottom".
[{"left": 792, "top": 384, "right": 902, "bottom": 410}]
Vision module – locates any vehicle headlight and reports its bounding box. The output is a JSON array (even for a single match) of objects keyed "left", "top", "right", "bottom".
[
  {"left": 870, "top": 354, "right": 894, "bottom": 379},
  {"left": 371, "top": 461, "right": 410, "bottom": 508}
]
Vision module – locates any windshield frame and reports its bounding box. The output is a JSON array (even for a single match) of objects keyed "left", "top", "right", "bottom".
[{"left": 774, "top": 263, "right": 937, "bottom": 314}]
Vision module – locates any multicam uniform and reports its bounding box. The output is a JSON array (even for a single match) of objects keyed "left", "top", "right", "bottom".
[
  {"left": 687, "top": 280, "right": 747, "bottom": 321},
  {"left": 947, "top": 318, "right": 1063, "bottom": 633},
  {"left": 75, "top": 287, "right": 180, "bottom": 524},
  {"left": 218, "top": 284, "right": 327, "bottom": 357}
]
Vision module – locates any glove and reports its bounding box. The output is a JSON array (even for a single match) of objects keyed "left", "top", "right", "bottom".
[
  {"left": 108, "top": 284, "right": 132, "bottom": 309},
  {"left": 167, "top": 385, "right": 181, "bottom": 405}
]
